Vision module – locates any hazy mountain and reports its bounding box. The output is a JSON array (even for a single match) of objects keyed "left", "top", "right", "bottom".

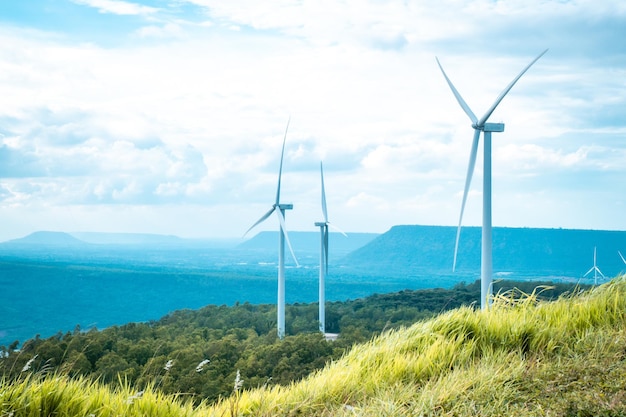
[
  {"left": 1, "top": 231, "right": 240, "bottom": 249},
  {"left": 70, "top": 232, "right": 184, "bottom": 245},
  {"left": 3, "top": 225, "right": 625, "bottom": 346},
  {"left": 3, "top": 231, "right": 87, "bottom": 246},
  {"left": 238, "top": 231, "right": 379, "bottom": 256},
  {"left": 342, "top": 225, "right": 626, "bottom": 278}
]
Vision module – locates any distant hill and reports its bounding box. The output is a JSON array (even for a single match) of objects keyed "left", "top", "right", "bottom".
[
  {"left": 1, "top": 231, "right": 240, "bottom": 249},
  {"left": 3, "top": 231, "right": 87, "bottom": 246},
  {"left": 238, "top": 231, "right": 379, "bottom": 256},
  {"left": 70, "top": 232, "right": 184, "bottom": 245},
  {"left": 342, "top": 225, "right": 626, "bottom": 279}
]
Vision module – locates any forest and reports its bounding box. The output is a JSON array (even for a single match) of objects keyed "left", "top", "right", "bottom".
[{"left": 0, "top": 279, "right": 585, "bottom": 404}]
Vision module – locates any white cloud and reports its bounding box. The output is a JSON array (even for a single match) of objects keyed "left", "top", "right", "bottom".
[
  {"left": 71, "top": 0, "right": 160, "bottom": 16},
  {"left": 0, "top": 1, "right": 625, "bottom": 240},
  {"left": 136, "top": 22, "right": 186, "bottom": 39}
]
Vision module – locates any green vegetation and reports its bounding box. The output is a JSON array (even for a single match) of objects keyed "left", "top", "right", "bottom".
[
  {"left": 0, "top": 279, "right": 579, "bottom": 405},
  {"left": 1, "top": 277, "right": 624, "bottom": 415}
]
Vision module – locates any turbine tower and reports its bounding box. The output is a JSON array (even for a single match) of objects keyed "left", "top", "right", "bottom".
[
  {"left": 584, "top": 246, "right": 605, "bottom": 285},
  {"left": 437, "top": 49, "right": 548, "bottom": 309},
  {"left": 244, "top": 119, "right": 299, "bottom": 339},
  {"left": 314, "top": 162, "right": 346, "bottom": 334}
]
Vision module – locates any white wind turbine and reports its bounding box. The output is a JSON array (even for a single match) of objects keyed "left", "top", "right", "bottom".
[
  {"left": 437, "top": 49, "right": 548, "bottom": 309},
  {"left": 584, "top": 246, "right": 605, "bottom": 285},
  {"left": 314, "top": 162, "right": 346, "bottom": 335},
  {"left": 244, "top": 119, "right": 299, "bottom": 339},
  {"left": 618, "top": 251, "right": 626, "bottom": 265}
]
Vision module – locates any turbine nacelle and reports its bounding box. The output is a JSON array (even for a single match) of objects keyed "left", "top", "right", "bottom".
[{"left": 474, "top": 123, "right": 505, "bottom": 133}]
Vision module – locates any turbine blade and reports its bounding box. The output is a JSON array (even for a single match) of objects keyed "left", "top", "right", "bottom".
[
  {"left": 243, "top": 206, "right": 275, "bottom": 237},
  {"left": 320, "top": 161, "right": 328, "bottom": 223},
  {"left": 328, "top": 222, "right": 348, "bottom": 237},
  {"left": 324, "top": 226, "right": 329, "bottom": 275},
  {"left": 436, "top": 57, "right": 478, "bottom": 125},
  {"left": 584, "top": 266, "right": 595, "bottom": 277},
  {"left": 597, "top": 267, "right": 605, "bottom": 278},
  {"left": 477, "top": 49, "right": 548, "bottom": 127},
  {"left": 275, "top": 209, "right": 300, "bottom": 267},
  {"left": 619, "top": 251, "right": 626, "bottom": 264},
  {"left": 453, "top": 129, "right": 481, "bottom": 272},
  {"left": 275, "top": 117, "right": 291, "bottom": 205}
]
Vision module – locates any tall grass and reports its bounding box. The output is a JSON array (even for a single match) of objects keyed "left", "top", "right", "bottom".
[
  {"left": 2, "top": 277, "right": 626, "bottom": 416},
  {"left": 0, "top": 373, "right": 199, "bottom": 417},
  {"left": 208, "top": 277, "right": 626, "bottom": 416}
]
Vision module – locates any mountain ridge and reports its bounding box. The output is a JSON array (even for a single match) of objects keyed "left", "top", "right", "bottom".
[
  {"left": 238, "top": 230, "right": 379, "bottom": 255},
  {"left": 1, "top": 231, "right": 239, "bottom": 248},
  {"left": 3, "top": 231, "right": 87, "bottom": 246},
  {"left": 342, "top": 224, "right": 626, "bottom": 278}
]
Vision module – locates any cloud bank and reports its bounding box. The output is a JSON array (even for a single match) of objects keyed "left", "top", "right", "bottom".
[{"left": 0, "top": 0, "right": 624, "bottom": 239}]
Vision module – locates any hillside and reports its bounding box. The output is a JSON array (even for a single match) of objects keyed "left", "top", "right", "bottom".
[
  {"left": 344, "top": 225, "right": 626, "bottom": 278},
  {"left": 2, "top": 278, "right": 625, "bottom": 416},
  {"left": 210, "top": 277, "right": 626, "bottom": 416}
]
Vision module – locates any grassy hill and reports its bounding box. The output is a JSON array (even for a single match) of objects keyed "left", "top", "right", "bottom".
[{"left": 3, "top": 277, "right": 626, "bottom": 416}]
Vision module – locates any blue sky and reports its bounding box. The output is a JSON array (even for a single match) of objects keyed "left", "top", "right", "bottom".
[{"left": 0, "top": 0, "right": 625, "bottom": 241}]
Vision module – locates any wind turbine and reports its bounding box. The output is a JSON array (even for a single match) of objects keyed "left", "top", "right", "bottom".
[
  {"left": 437, "top": 49, "right": 548, "bottom": 309},
  {"left": 244, "top": 119, "right": 299, "bottom": 339},
  {"left": 584, "top": 246, "right": 605, "bottom": 285},
  {"left": 314, "top": 162, "right": 346, "bottom": 335},
  {"left": 618, "top": 251, "right": 626, "bottom": 265}
]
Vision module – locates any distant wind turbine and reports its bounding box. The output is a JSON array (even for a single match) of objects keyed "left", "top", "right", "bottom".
[
  {"left": 314, "top": 162, "right": 346, "bottom": 335},
  {"left": 584, "top": 246, "right": 605, "bottom": 285},
  {"left": 619, "top": 251, "right": 626, "bottom": 265},
  {"left": 244, "top": 118, "right": 299, "bottom": 339},
  {"left": 436, "top": 49, "right": 548, "bottom": 310}
]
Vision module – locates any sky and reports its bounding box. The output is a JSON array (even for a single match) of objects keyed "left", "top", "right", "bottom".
[{"left": 0, "top": 0, "right": 625, "bottom": 241}]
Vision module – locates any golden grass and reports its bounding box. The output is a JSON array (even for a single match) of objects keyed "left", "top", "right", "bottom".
[
  {"left": 3, "top": 277, "right": 626, "bottom": 416},
  {"left": 208, "top": 277, "right": 626, "bottom": 416},
  {"left": 0, "top": 374, "right": 199, "bottom": 417}
]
